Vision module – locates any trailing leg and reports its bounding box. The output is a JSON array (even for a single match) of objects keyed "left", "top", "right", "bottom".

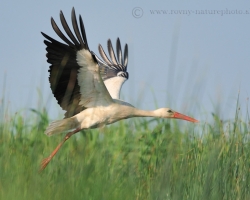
[{"left": 40, "top": 128, "right": 80, "bottom": 172}]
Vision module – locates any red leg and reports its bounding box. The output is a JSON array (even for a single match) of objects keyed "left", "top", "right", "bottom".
[{"left": 40, "top": 128, "right": 80, "bottom": 172}]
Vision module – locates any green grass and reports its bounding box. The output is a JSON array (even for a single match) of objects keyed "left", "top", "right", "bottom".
[{"left": 0, "top": 105, "right": 250, "bottom": 200}]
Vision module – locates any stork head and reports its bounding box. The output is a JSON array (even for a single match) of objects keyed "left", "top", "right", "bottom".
[{"left": 154, "top": 108, "right": 199, "bottom": 123}]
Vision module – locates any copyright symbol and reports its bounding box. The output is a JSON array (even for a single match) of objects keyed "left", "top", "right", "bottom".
[{"left": 132, "top": 7, "right": 143, "bottom": 18}]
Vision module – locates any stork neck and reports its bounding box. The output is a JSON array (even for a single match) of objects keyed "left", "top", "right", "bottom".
[{"left": 130, "top": 107, "right": 158, "bottom": 118}]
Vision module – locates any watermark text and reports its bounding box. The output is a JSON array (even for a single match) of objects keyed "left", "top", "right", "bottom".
[{"left": 132, "top": 7, "right": 250, "bottom": 18}]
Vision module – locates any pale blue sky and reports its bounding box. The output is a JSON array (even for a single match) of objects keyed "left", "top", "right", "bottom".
[{"left": 1, "top": 1, "right": 250, "bottom": 122}]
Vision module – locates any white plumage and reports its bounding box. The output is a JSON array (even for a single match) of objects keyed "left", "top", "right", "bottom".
[
  {"left": 103, "top": 76, "right": 127, "bottom": 99},
  {"left": 40, "top": 8, "right": 198, "bottom": 171},
  {"left": 77, "top": 49, "right": 113, "bottom": 107}
]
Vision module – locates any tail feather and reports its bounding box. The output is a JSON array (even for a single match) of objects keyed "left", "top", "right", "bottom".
[{"left": 45, "top": 117, "right": 79, "bottom": 136}]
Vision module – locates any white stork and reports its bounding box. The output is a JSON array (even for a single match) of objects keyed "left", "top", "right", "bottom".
[{"left": 40, "top": 8, "right": 198, "bottom": 171}]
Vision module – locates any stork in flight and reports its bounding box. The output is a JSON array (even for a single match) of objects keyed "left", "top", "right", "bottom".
[{"left": 40, "top": 8, "right": 198, "bottom": 171}]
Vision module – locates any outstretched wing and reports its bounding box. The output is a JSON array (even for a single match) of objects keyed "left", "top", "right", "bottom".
[
  {"left": 94, "top": 38, "right": 129, "bottom": 99},
  {"left": 42, "top": 8, "right": 113, "bottom": 118}
]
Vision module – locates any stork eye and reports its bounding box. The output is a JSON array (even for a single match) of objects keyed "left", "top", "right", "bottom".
[{"left": 167, "top": 109, "right": 173, "bottom": 113}]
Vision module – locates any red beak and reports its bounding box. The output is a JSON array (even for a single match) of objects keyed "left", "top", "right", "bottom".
[{"left": 173, "top": 112, "right": 199, "bottom": 123}]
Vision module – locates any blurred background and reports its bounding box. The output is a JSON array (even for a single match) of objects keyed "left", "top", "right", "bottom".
[{"left": 1, "top": 1, "right": 249, "bottom": 122}]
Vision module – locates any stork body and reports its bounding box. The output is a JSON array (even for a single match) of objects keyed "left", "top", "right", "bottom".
[
  {"left": 46, "top": 104, "right": 193, "bottom": 136},
  {"left": 40, "top": 8, "right": 198, "bottom": 171}
]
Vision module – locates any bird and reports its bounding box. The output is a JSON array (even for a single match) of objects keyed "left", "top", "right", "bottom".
[{"left": 40, "top": 8, "right": 198, "bottom": 171}]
